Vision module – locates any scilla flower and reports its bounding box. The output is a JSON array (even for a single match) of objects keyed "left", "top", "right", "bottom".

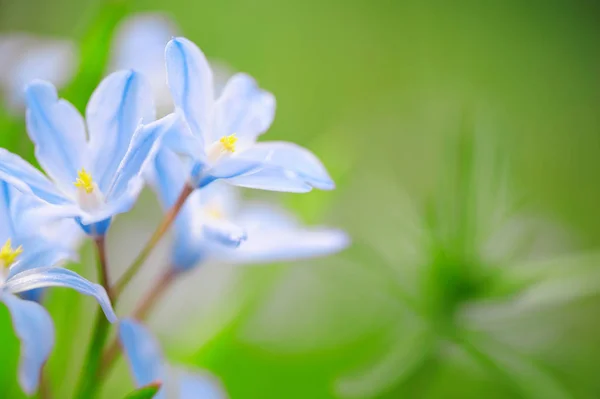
[
  {"left": 0, "top": 70, "right": 180, "bottom": 236},
  {"left": 0, "top": 180, "right": 116, "bottom": 395},
  {"left": 149, "top": 149, "right": 349, "bottom": 271},
  {"left": 120, "top": 318, "right": 226, "bottom": 399},
  {"left": 164, "top": 37, "right": 334, "bottom": 192}
]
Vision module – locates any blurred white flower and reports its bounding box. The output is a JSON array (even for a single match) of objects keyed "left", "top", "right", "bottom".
[{"left": 0, "top": 34, "right": 77, "bottom": 113}]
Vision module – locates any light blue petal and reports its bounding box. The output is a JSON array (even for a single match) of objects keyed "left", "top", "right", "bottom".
[
  {"left": 203, "top": 218, "right": 247, "bottom": 248},
  {"left": 7, "top": 240, "right": 74, "bottom": 279},
  {"left": 0, "top": 180, "right": 16, "bottom": 242},
  {"left": 18, "top": 289, "right": 45, "bottom": 303},
  {"left": 76, "top": 217, "right": 112, "bottom": 237},
  {"left": 105, "top": 113, "right": 180, "bottom": 202},
  {"left": 165, "top": 37, "right": 214, "bottom": 146},
  {"left": 177, "top": 369, "right": 226, "bottom": 399},
  {"left": 119, "top": 318, "right": 166, "bottom": 397},
  {"left": 234, "top": 141, "right": 335, "bottom": 190},
  {"left": 24, "top": 80, "right": 88, "bottom": 189},
  {"left": 0, "top": 149, "right": 70, "bottom": 205},
  {"left": 213, "top": 73, "right": 275, "bottom": 146},
  {"left": 147, "top": 148, "right": 189, "bottom": 209},
  {"left": 196, "top": 157, "right": 264, "bottom": 188},
  {"left": 162, "top": 112, "right": 205, "bottom": 160},
  {"left": 1, "top": 293, "right": 54, "bottom": 395},
  {"left": 8, "top": 185, "right": 80, "bottom": 240},
  {"left": 87, "top": 70, "right": 156, "bottom": 192},
  {"left": 224, "top": 166, "right": 313, "bottom": 193},
  {"left": 4, "top": 267, "right": 117, "bottom": 323},
  {"left": 217, "top": 227, "right": 350, "bottom": 265}
]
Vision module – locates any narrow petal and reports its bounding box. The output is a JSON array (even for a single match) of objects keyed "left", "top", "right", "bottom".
[
  {"left": 235, "top": 141, "right": 335, "bottom": 190},
  {"left": 1, "top": 293, "right": 54, "bottom": 395},
  {"left": 24, "top": 80, "right": 87, "bottom": 189},
  {"left": 119, "top": 319, "right": 166, "bottom": 395},
  {"left": 197, "top": 156, "right": 264, "bottom": 188},
  {"left": 147, "top": 148, "right": 189, "bottom": 209},
  {"left": 87, "top": 70, "right": 156, "bottom": 192},
  {"left": 0, "top": 180, "right": 16, "bottom": 241},
  {"left": 213, "top": 73, "right": 275, "bottom": 146},
  {"left": 224, "top": 165, "right": 313, "bottom": 193},
  {"left": 161, "top": 114, "right": 205, "bottom": 160},
  {"left": 177, "top": 368, "right": 226, "bottom": 399},
  {"left": 0, "top": 149, "right": 69, "bottom": 205},
  {"left": 105, "top": 113, "right": 180, "bottom": 202},
  {"left": 165, "top": 37, "right": 214, "bottom": 146},
  {"left": 217, "top": 227, "right": 349, "bottom": 265},
  {"left": 5, "top": 267, "right": 117, "bottom": 323},
  {"left": 9, "top": 186, "right": 81, "bottom": 242},
  {"left": 18, "top": 288, "right": 45, "bottom": 303},
  {"left": 7, "top": 240, "right": 75, "bottom": 279}
]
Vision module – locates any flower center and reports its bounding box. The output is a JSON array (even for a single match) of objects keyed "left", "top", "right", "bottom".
[
  {"left": 0, "top": 239, "right": 23, "bottom": 268},
  {"left": 73, "top": 168, "right": 105, "bottom": 212},
  {"left": 207, "top": 134, "right": 239, "bottom": 163},
  {"left": 219, "top": 134, "right": 238, "bottom": 153},
  {"left": 74, "top": 168, "right": 95, "bottom": 194}
]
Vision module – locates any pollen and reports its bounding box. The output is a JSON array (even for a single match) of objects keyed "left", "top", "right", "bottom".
[
  {"left": 219, "top": 134, "right": 238, "bottom": 153},
  {"left": 74, "top": 168, "right": 95, "bottom": 194},
  {"left": 0, "top": 239, "right": 23, "bottom": 268}
]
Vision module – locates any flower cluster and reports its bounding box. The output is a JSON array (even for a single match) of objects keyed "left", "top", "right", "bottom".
[{"left": 0, "top": 36, "right": 348, "bottom": 397}]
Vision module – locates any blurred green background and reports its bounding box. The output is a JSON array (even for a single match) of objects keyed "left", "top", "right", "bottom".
[{"left": 1, "top": 0, "right": 600, "bottom": 398}]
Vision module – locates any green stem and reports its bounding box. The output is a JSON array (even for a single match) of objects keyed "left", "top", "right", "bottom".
[
  {"left": 73, "top": 238, "right": 115, "bottom": 399},
  {"left": 73, "top": 312, "right": 110, "bottom": 399},
  {"left": 100, "top": 268, "right": 179, "bottom": 380}
]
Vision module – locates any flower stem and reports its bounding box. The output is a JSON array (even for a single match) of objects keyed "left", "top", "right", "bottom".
[
  {"left": 95, "top": 236, "right": 114, "bottom": 303},
  {"left": 40, "top": 365, "right": 52, "bottom": 399},
  {"left": 133, "top": 268, "right": 178, "bottom": 321},
  {"left": 114, "top": 183, "right": 194, "bottom": 297},
  {"left": 73, "top": 312, "right": 110, "bottom": 399},
  {"left": 73, "top": 238, "right": 114, "bottom": 399},
  {"left": 100, "top": 268, "right": 179, "bottom": 378}
]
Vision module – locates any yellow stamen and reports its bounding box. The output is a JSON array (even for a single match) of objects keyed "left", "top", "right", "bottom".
[
  {"left": 219, "top": 134, "right": 238, "bottom": 153},
  {"left": 74, "top": 168, "right": 94, "bottom": 194},
  {"left": 0, "top": 239, "right": 23, "bottom": 267}
]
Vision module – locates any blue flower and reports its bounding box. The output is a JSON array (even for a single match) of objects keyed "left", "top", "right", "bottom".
[
  {"left": 0, "top": 180, "right": 117, "bottom": 395},
  {"left": 148, "top": 149, "right": 350, "bottom": 271},
  {"left": 164, "top": 37, "right": 335, "bottom": 192},
  {"left": 0, "top": 70, "right": 181, "bottom": 236},
  {"left": 119, "top": 318, "right": 226, "bottom": 399}
]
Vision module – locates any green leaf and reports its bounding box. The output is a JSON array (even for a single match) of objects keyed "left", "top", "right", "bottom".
[{"left": 123, "top": 382, "right": 162, "bottom": 399}]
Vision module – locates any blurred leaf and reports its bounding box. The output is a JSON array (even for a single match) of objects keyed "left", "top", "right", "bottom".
[{"left": 122, "top": 382, "right": 161, "bottom": 399}]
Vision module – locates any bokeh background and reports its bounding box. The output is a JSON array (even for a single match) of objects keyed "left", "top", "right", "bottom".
[{"left": 1, "top": 0, "right": 600, "bottom": 398}]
